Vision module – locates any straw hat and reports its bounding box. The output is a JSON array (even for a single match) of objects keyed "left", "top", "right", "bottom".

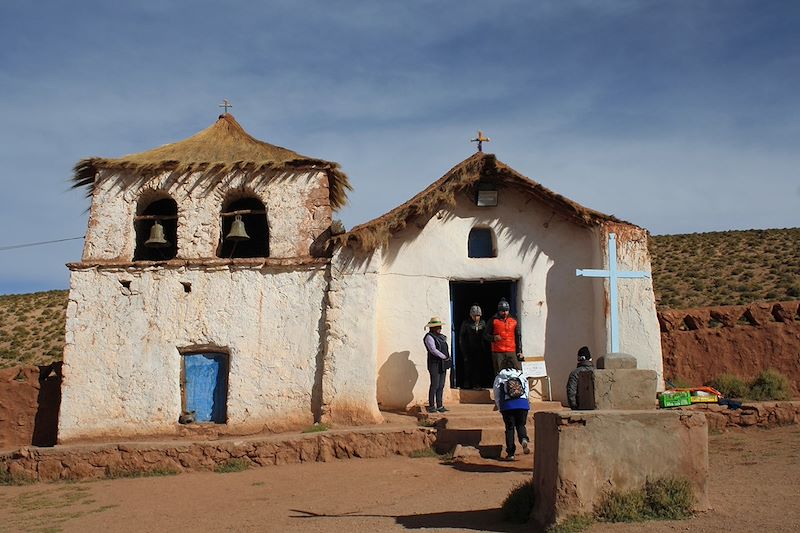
[{"left": 425, "top": 316, "right": 445, "bottom": 329}]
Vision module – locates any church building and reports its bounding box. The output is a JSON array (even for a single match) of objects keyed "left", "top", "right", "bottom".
[{"left": 59, "top": 114, "right": 662, "bottom": 443}]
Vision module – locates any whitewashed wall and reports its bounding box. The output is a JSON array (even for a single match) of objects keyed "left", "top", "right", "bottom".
[
  {"left": 82, "top": 169, "right": 330, "bottom": 261},
  {"left": 599, "top": 223, "right": 664, "bottom": 388},
  {"left": 321, "top": 247, "right": 384, "bottom": 425},
  {"left": 59, "top": 265, "right": 328, "bottom": 442},
  {"left": 368, "top": 188, "right": 601, "bottom": 408}
]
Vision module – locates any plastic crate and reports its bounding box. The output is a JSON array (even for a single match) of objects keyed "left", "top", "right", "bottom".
[{"left": 658, "top": 390, "right": 692, "bottom": 408}]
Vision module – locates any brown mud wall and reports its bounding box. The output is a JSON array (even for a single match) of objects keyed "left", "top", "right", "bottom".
[
  {"left": 660, "top": 301, "right": 800, "bottom": 395},
  {"left": 0, "top": 363, "right": 61, "bottom": 451}
]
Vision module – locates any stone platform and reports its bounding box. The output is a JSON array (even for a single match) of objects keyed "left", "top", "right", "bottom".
[{"left": 532, "top": 409, "right": 709, "bottom": 529}]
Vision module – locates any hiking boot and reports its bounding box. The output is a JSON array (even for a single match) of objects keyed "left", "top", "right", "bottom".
[
  {"left": 436, "top": 406, "right": 449, "bottom": 413},
  {"left": 427, "top": 406, "right": 438, "bottom": 413},
  {"left": 522, "top": 438, "right": 530, "bottom": 454}
]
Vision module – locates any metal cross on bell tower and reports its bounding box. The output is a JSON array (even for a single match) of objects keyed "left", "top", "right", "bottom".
[
  {"left": 471, "top": 131, "right": 491, "bottom": 152},
  {"left": 219, "top": 99, "right": 233, "bottom": 115}
]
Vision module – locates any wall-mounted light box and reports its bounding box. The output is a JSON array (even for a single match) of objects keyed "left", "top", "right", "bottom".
[{"left": 476, "top": 184, "right": 498, "bottom": 207}]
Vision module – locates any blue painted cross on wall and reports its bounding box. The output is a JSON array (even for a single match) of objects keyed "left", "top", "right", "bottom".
[{"left": 576, "top": 233, "right": 651, "bottom": 354}]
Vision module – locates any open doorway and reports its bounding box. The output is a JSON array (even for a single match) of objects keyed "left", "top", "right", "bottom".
[{"left": 449, "top": 280, "right": 517, "bottom": 389}]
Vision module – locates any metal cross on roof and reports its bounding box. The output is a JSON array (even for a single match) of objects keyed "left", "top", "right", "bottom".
[
  {"left": 576, "top": 233, "right": 652, "bottom": 353},
  {"left": 219, "top": 99, "right": 233, "bottom": 115},
  {"left": 471, "top": 131, "right": 491, "bottom": 152}
]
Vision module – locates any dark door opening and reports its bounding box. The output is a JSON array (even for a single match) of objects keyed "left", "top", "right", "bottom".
[{"left": 449, "top": 280, "right": 517, "bottom": 389}]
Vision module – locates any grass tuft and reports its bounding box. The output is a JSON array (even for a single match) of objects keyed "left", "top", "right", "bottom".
[
  {"left": 595, "top": 477, "right": 694, "bottom": 523},
  {"left": 748, "top": 369, "right": 792, "bottom": 401},
  {"left": 408, "top": 447, "right": 440, "bottom": 459},
  {"left": 707, "top": 373, "right": 749, "bottom": 399},
  {"left": 302, "top": 422, "right": 330, "bottom": 433},
  {"left": 214, "top": 458, "right": 250, "bottom": 473},
  {"left": 105, "top": 467, "right": 179, "bottom": 479},
  {"left": 501, "top": 479, "right": 534, "bottom": 524},
  {"left": 547, "top": 514, "right": 595, "bottom": 533},
  {"left": 643, "top": 478, "right": 694, "bottom": 520}
]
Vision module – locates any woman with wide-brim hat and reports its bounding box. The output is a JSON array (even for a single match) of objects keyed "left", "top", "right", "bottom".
[{"left": 424, "top": 316, "right": 452, "bottom": 413}]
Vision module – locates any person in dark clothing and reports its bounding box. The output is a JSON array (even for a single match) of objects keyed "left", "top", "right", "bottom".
[
  {"left": 424, "top": 316, "right": 452, "bottom": 413},
  {"left": 484, "top": 298, "right": 523, "bottom": 374},
  {"left": 458, "top": 304, "right": 488, "bottom": 389},
  {"left": 567, "top": 346, "right": 594, "bottom": 409}
]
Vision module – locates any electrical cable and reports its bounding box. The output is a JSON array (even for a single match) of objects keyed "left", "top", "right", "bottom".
[{"left": 0, "top": 236, "right": 84, "bottom": 252}]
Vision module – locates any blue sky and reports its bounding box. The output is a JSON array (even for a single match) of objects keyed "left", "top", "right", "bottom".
[{"left": 1, "top": 1, "right": 798, "bottom": 294}]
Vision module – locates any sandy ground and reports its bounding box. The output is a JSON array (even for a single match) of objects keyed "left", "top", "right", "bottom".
[{"left": 1, "top": 425, "right": 798, "bottom": 533}]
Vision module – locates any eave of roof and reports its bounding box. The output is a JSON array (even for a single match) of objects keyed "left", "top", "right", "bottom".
[
  {"left": 71, "top": 114, "right": 351, "bottom": 210},
  {"left": 333, "top": 152, "right": 632, "bottom": 251}
]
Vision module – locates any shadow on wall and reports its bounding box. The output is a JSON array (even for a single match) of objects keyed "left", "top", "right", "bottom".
[
  {"left": 542, "top": 229, "right": 597, "bottom": 404},
  {"left": 33, "top": 363, "right": 62, "bottom": 447},
  {"left": 378, "top": 351, "right": 418, "bottom": 410}
]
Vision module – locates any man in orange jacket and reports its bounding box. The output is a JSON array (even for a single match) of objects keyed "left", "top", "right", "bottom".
[{"left": 484, "top": 298, "right": 523, "bottom": 375}]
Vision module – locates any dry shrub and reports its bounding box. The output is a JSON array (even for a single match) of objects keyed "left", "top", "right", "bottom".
[
  {"left": 501, "top": 479, "right": 534, "bottom": 523},
  {"left": 595, "top": 477, "right": 693, "bottom": 523},
  {"left": 749, "top": 369, "right": 792, "bottom": 401},
  {"left": 707, "top": 374, "right": 749, "bottom": 399}
]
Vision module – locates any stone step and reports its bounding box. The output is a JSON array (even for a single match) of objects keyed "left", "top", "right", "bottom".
[{"left": 426, "top": 401, "right": 563, "bottom": 457}]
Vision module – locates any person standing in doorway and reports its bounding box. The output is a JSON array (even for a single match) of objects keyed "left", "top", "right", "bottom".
[
  {"left": 493, "top": 366, "right": 530, "bottom": 460},
  {"left": 458, "top": 304, "right": 488, "bottom": 389},
  {"left": 424, "top": 317, "right": 452, "bottom": 413},
  {"left": 485, "top": 298, "right": 523, "bottom": 374}
]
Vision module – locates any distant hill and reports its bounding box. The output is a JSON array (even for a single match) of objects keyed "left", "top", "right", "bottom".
[
  {"left": 0, "top": 290, "right": 67, "bottom": 369},
  {"left": 0, "top": 228, "right": 798, "bottom": 368},
  {"left": 649, "top": 228, "right": 800, "bottom": 309}
]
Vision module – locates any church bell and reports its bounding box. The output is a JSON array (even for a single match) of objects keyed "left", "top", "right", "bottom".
[
  {"left": 144, "top": 220, "right": 169, "bottom": 248},
  {"left": 226, "top": 215, "right": 250, "bottom": 241}
]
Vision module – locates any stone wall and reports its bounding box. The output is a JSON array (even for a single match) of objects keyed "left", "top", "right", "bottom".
[
  {"left": 0, "top": 427, "right": 436, "bottom": 483},
  {"left": 659, "top": 301, "right": 800, "bottom": 394},
  {"left": 678, "top": 401, "right": 800, "bottom": 432},
  {"left": 532, "top": 410, "right": 709, "bottom": 529}
]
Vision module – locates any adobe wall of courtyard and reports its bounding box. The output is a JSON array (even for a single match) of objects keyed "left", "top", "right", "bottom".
[{"left": 659, "top": 300, "right": 800, "bottom": 394}]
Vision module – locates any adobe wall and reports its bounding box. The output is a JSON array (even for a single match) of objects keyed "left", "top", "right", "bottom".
[
  {"left": 59, "top": 264, "right": 328, "bottom": 443},
  {"left": 374, "top": 187, "right": 601, "bottom": 409},
  {"left": 321, "top": 247, "right": 384, "bottom": 425},
  {"left": 83, "top": 169, "right": 330, "bottom": 260},
  {"left": 365, "top": 188, "right": 663, "bottom": 409},
  {"left": 659, "top": 301, "right": 800, "bottom": 394},
  {"left": 0, "top": 365, "right": 60, "bottom": 451},
  {"left": 532, "top": 410, "right": 709, "bottom": 529}
]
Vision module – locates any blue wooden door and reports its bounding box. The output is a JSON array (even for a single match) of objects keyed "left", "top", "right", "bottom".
[{"left": 183, "top": 353, "right": 228, "bottom": 423}]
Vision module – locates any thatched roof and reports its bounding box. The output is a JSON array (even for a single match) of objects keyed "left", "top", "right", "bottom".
[
  {"left": 72, "top": 114, "right": 351, "bottom": 210},
  {"left": 333, "top": 152, "right": 630, "bottom": 251}
]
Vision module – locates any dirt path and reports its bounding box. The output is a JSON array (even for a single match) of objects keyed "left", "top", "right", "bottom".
[{"left": 1, "top": 425, "right": 798, "bottom": 533}]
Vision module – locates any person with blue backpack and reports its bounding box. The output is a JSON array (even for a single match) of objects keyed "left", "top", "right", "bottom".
[{"left": 493, "top": 366, "right": 530, "bottom": 460}]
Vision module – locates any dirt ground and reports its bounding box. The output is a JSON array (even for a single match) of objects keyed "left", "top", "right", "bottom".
[{"left": 1, "top": 425, "right": 798, "bottom": 533}]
